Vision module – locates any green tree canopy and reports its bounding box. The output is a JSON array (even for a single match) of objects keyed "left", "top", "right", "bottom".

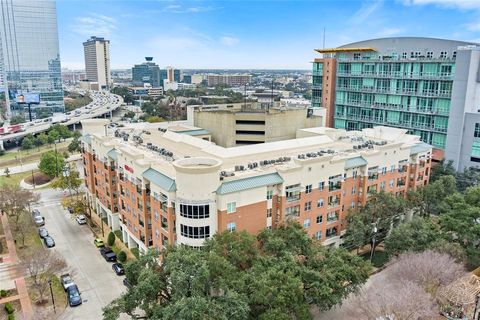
[
  {"left": 38, "top": 150, "right": 65, "bottom": 177},
  {"left": 21, "top": 134, "right": 34, "bottom": 150},
  {"left": 103, "top": 222, "right": 371, "bottom": 320}
]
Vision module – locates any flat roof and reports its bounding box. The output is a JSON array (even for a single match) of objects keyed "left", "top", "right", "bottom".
[{"left": 315, "top": 47, "right": 377, "bottom": 53}]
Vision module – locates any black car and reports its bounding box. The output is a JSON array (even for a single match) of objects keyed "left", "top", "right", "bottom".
[
  {"left": 66, "top": 284, "right": 82, "bottom": 307},
  {"left": 123, "top": 278, "right": 130, "bottom": 288},
  {"left": 112, "top": 263, "right": 125, "bottom": 275},
  {"left": 43, "top": 236, "right": 55, "bottom": 248},
  {"left": 100, "top": 247, "right": 117, "bottom": 262}
]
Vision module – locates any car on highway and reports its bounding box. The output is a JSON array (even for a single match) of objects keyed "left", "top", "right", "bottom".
[
  {"left": 43, "top": 236, "right": 55, "bottom": 248},
  {"left": 38, "top": 227, "right": 48, "bottom": 238},
  {"left": 112, "top": 263, "right": 125, "bottom": 275},
  {"left": 76, "top": 215, "right": 87, "bottom": 225},
  {"left": 34, "top": 215, "right": 45, "bottom": 227},
  {"left": 60, "top": 274, "right": 75, "bottom": 291},
  {"left": 94, "top": 238, "right": 104, "bottom": 247},
  {"left": 66, "top": 284, "right": 82, "bottom": 307},
  {"left": 100, "top": 247, "right": 117, "bottom": 262}
]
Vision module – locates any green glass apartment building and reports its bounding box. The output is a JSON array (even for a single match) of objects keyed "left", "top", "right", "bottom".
[{"left": 313, "top": 37, "right": 479, "bottom": 163}]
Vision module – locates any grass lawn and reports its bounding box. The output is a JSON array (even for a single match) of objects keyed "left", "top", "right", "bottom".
[
  {"left": 360, "top": 250, "right": 390, "bottom": 268},
  {"left": 0, "top": 141, "right": 71, "bottom": 169},
  {"left": 0, "top": 171, "right": 32, "bottom": 187}
]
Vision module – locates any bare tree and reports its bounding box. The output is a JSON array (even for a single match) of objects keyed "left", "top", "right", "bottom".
[
  {"left": 20, "top": 248, "right": 67, "bottom": 304},
  {"left": 15, "top": 212, "right": 34, "bottom": 248},
  {"left": 0, "top": 185, "right": 39, "bottom": 224},
  {"left": 349, "top": 280, "right": 438, "bottom": 320},
  {"left": 387, "top": 250, "right": 465, "bottom": 294}
]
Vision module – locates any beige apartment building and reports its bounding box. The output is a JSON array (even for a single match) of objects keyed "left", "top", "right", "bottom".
[
  {"left": 206, "top": 74, "right": 252, "bottom": 87},
  {"left": 83, "top": 36, "right": 111, "bottom": 89},
  {"left": 81, "top": 119, "right": 432, "bottom": 254},
  {"left": 187, "top": 102, "right": 324, "bottom": 147}
]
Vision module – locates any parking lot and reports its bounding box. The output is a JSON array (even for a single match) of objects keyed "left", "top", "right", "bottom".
[{"left": 34, "top": 189, "right": 126, "bottom": 320}]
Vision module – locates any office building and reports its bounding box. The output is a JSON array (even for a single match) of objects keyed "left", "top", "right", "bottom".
[
  {"left": 312, "top": 37, "right": 477, "bottom": 164},
  {"left": 83, "top": 36, "right": 111, "bottom": 89},
  {"left": 191, "top": 74, "right": 205, "bottom": 85},
  {"left": 81, "top": 119, "right": 431, "bottom": 253},
  {"left": 132, "top": 57, "right": 161, "bottom": 87},
  {"left": 183, "top": 74, "right": 192, "bottom": 84},
  {"left": 0, "top": 0, "right": 64, "bottom": 117},
  {"left": 128, "top": 86, "right": 163, "bottom": 99},
  {"left": 207, "top": 74, "right": 252, "bottom": 87}
]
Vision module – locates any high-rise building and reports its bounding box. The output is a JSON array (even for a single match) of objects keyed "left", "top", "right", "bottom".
[
  {"left": 81, "top": 120, "right": 431, "bottom": 252},
  {"left": 0, "top": 0, "right": 64, "bottom": 118},
  {"left": 83, "top": 36, "right": 111, "bottom": 90},
  {"left": 312, "top": 37, "right": 478, "bottom": 167},
  {"left": 207, "top": 74, "right": 251, "bottom": 87},
  {"left": 132, "top": 57, "right": 161, "bottom": 87}
]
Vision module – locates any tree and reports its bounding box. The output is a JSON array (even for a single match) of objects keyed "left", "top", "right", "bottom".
[
  {"left": 21, "top": 134, "right": 34, "bottom": 150},
  {"left": 50, "top": 124, "right": 71, "bottom": 141},
  {"left": 50, "top": 165, "right": 82, "bottom": 195},
  {"left": 430, "top": 159, "right": 455, "bottom": 182},
  {"left": 15, "top": 212, "right": 34, "bottom": 248},
  {"left": 117, "top": 251, "right": 127, "bottom": 263},
  {"left": 3, "top": 167, "right": 10, "bottom": 177},
  {"left": 342, "top": 211, "right": 370, "bottom": 254},
  {"left": 38, "top": 150, "right": 64, "bottom": 177},
  {"left": 384, "top": 217, "right": 445, "bottom": 257},
  {"left": 10, "top": 115, "right": 26, "bottom": 125},
  {"left": 34, "top": 133, "right": 47, "bottom": 150},
  {"left": 47, "top": 129, "right": 59, "bottom": 144},
  {"left": 20, "top": 248, "right": 67, "bottom": 303},
  {"left": 68, "top": 139, "right": 81, "bottom": 153},
  {"left": 0, "top": 185, "right": 38, "bottom": 224},
  {"left": 407, "top": 175, "right": 457, "bottom": 216},
  {"left": 103, "top": 222, "right": 371, "bottom": 320},
  {"left": 123, "top": 111, "right": 135, "bottom": 119}
]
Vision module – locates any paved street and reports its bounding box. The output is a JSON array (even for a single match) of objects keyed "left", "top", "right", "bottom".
[{"left": 34, "top": 188, "right": 126, "bottom": 320}]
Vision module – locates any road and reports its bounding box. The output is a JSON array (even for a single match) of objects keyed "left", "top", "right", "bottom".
[{"left": 34, "top": 188, "right": 126, "bottom": 320}]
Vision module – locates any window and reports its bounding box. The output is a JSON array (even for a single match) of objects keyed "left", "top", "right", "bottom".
[
  {"left": 328, "top": 195, "right": 340, "bottom": 207},
  {"left": 303, "top": 218, "right": 311, "bottom": 228},
  {"left": 180, "top": 204, "right": 210, "bottom": 219},
  {"left": 389, "top": 179, "right": 395, "bottom": 188},
  {"left": 318, "top": 181, "right": 325, "bottom": 191},
  {"left": 327, "top": 211, "right": 338, "bottom": 222},
  {"left": 304, "top": 201, "right": 312, "bottom": 211},
  {"left": 305, "top": 184, "right": 312, "bottom": 194},
  {"left": 350, "top": 201, "right": 355, "bottom": 209},
  {"left": 381, "top": 167, "right": 387, "bottom": 175},
  {"left": 326, "top": 227, "right": 338, "bottom": 238},
  {"left": 380, "top": 182, "right": 386, "bottom": 190},
  {"left": 180, "top": 225, "right": 210, "bottom": 239},
  {"left": 352, "top": 171, "right": 358, "bottom": 179},
  {"left": 286, "top": 184, "right": 301, "bottom": 202},
  {"left": 316, "top": 215, "right": 323, "bottom": 224},
  {"left": 227, "top": 222, "right": 236, "bottom": 232},
  {"left": 266, "top": 208, "right": 272, "bottom": 218},
  {"left": 314, "top": 231, "right": 322, "bottom": 240},
  {"left": 317, "top": 198, "right": 324, "bottom": 208},
  {"left": 285, "top": 205, "right": 300, "bottom": 217},
  {"left": 161, "top": 216, "right": 168, "bottom": 229},
  {"left": 474, "top": 123, "right": 480, "bottom": 138},
  {"left": 154, "top": 211, "right": 159, "bottom": 221},
  {"left": 266, "top": 190, "right": 273, "bottom": 200},
  {"left": 390, "top": 165, "right": 395, "bottom": 172},
  {"left": 351, "top": 187, "right": 356, "bottom": 195},
  {"left": 227, "top": 202, "right": 236, "bottom": 213}
]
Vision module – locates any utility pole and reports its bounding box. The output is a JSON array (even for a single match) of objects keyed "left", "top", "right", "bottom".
[
  {"left": 48, "top": 279, "right": 56, "bottom": 313},
  {"left": 54, "top": 141, "right": 58, "bottom": 177},
  {"left": 369, "top": 223, "right": 378, "bottom": 263}
]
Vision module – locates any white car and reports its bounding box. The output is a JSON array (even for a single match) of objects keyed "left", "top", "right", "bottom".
[
  {"left": 76, "top": 215, "right": 87, "bottom": 225},
  {"left": 34, "top": 215, "right": 45, "bottom": 227}
]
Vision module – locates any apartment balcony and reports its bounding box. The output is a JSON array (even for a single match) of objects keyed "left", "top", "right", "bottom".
[
  {"left": 368, "top": 173, "right": 378, "bottom": 181},
  {"left": 328, "top": 181, "right": 342, "bottom": 192}
]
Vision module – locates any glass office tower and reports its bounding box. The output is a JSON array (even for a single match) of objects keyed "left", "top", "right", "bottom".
[{"left": 0, "top": 0, "right": 64, "bottom": 119}]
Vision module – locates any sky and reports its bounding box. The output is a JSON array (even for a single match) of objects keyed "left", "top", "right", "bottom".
[{"left": 57, "top": 0, "right": 480, "bottom": 70}]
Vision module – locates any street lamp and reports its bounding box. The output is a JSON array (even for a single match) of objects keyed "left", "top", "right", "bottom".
[
  {"left": 62, "top": 165, "right": 72, "bottom": 197},
  {"left": 48, "top": 279, "right": 56, "bottom": 313}
]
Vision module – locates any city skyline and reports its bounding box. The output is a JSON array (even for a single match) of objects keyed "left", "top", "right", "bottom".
[{"left": 58, "top": 0, "right": 480, "bottom": 70}]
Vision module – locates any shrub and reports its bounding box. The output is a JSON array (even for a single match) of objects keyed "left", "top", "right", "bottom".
[
  {"left": 8, "top": 313, "right": 15, "bottom": 320},
  {"left": 131, "top": 247, "right": 140, "bottom": 259},
  {"left": 4, "top": 302, "right": 14, "bottom": 314},
  {"left": 0, "top": 289, "right": 7, "bottom": 297},
  {"left": 107, "top": 232, "right": 116, "bottom": 246},
  {"left": 117, "top": 250, "right": 127, "bottom": 263}
]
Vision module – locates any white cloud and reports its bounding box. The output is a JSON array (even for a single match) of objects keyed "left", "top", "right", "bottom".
[
  {"left": 160, "top": 4, "right": 218, "bottom": 13},
  {"left": 220, "top": 36, "right": 239, "bottom": 46},
  {"left": 351, "top": 0, "right": 383, "bottom": 24},
  {"left": 465, "top": 21, "right": 480, "bottom": 31},
  {"left": 401, "top": 0, "right": 480, "bottom": 10},
  {"left": 376, "top": 27, "right": 405, "bottom": 37},
  {"left": 71, "top": 13, "right": 117, "bottom": 37}
]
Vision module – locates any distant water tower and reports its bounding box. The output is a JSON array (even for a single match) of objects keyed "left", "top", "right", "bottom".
[{"left": 145, "top": 57, "right": 153, "bottom": 62}]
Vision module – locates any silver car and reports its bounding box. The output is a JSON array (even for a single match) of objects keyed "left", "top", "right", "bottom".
[
  {"left": 38, "top": 227, "right": 48, "bottom": 238},
  {"left": 34, "top": 215, "right": 45, "bottom": 227}
]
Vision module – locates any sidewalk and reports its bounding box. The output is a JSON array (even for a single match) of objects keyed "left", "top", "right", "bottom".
[
  {"left": 0, "top": 214, "right": 34, "bottom": 320},
  {"left": 0, "top": 154, "right": 81, "bottom": 176}
]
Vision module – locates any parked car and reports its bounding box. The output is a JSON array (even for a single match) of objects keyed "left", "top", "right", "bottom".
[
  {"left": 112, "top": 263, "right": 124, "bottom": 275},
  {"left": 31, "top": 209, "right": 41, "bottom": 218},
  {"left": 34, "top": 216, "right": 45, "bottom": 227},
  {"left": 94, "top": 238, "right": 104, "bottom": 247},
  {"left": 67, "top": 207, "right": 74, "bottom": 214},
  {"left": 76, "top": 215, "right": 87, "bottom": 225},
  {"left": 100, "top": 247, "right": 117, "bottom": 262},
  {"left": 66, "top": 285, "right": 82, "bottom": 307},
  {"left": 60, "top": 274, "right": 74, "bottom": 291},
  {"left": 38, "top": 227, "right": 48, "bottom": 238},
  {"left": 43, "top": 236, "right": 55, "bottom": 248},
  {"left": 122, "top": 278, "right": 130, "bottom": 287}
]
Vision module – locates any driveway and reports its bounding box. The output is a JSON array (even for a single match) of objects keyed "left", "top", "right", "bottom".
[{"left": 34, "top": 188, "right": 126, "bottom": 320}]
